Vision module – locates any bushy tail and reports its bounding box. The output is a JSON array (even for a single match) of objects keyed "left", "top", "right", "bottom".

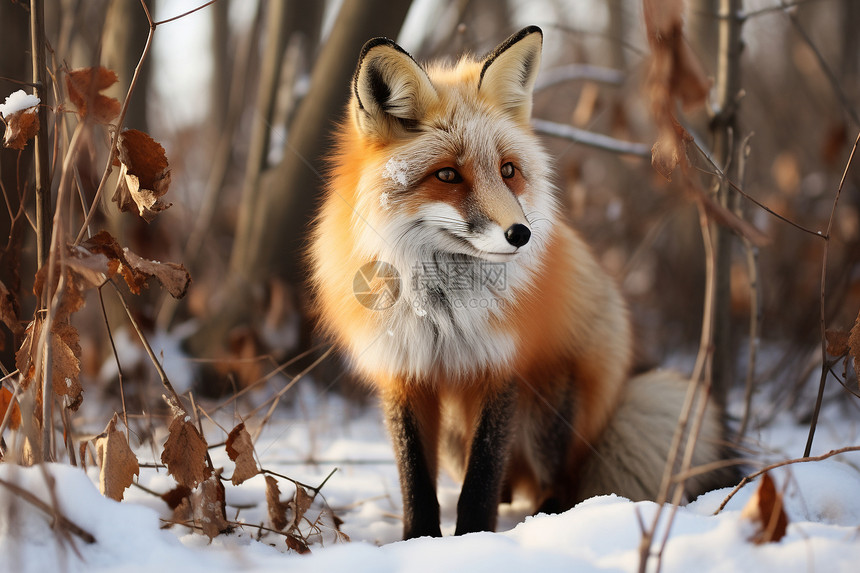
[{"left": 577, "top": 370, "right": 738, "bottom": 503}]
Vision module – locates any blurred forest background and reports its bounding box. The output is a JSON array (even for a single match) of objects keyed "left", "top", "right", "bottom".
[{"left": 1, "top": 0, "right": 859, "bottom": 435}]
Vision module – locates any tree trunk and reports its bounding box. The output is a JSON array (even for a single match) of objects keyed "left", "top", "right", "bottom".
[
  {"left": 710, "top": 0, "right": 744, "bottom": 407},
  {"left": 0, "top": 1, "right": 32, "bottom": 368},
  {"left": 688, "top": 0, "right": 719, "bottom": 73},
  {"left": 188, "top": 0, "right": 414, "bottom": 361},
  {"left": 607, "top": 0, "right": 627, "bottom": 71},
  {"left": 231, "top": 0, "right": 412, "bottom": 285},
  {"left": 102, "top": 0, "right": 150, "bottom": 132}
]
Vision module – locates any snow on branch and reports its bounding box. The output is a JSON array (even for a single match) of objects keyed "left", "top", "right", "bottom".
[{"left": 531, "top": 118, "right": 650, "bottom": 158}]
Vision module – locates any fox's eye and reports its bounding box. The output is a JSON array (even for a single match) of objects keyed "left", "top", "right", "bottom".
[
  {"left": 436, "top": 167, "right": 463, "bottom": 183},
  {"left": 501, "top": 162, "right": 515, "bottom": 178}
]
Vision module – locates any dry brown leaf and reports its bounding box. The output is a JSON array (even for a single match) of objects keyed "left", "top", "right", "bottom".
[
  {"left": 849, "top": 310, "right": 860, "bottom": 389},
  {"left": 161, "top": 485, "right": 192, "bottom": 510},
  {"left": 14, "top": 320, "right": 37, "bottom": 387},
  {"left": 65, "top": 67, "right": 121, "bottom": 124},
  {"left": 225, "top": 423, "right": 259, "bottom": 486},
  {"left": 112, "top": 129, "right": 172, "bottom": 222},
  {"left": 0, "top": 279, "right": 23, "bottom": 342},
  {"left": 265, "top": 475, "right": 289, "bottom": 531},
  {"left": 32, "top": 263, "right": 86, "bottom": 323},
  {"left": 2, "top": 107, "right": 39, "bottom": 150},
  {"left": 285, "top": 534, "right": 311, "bottom": 554},
  {"left": 825, "top": 329, "right": 850, "bottom": 357},
  {"left": 290, "top": 484, "right": 313, "bottom": 530},
  {"left": 79, "top": 231, "right": 191, "bottom": 298},
  {"left": 644, "top": 0, "right": 710, "bottom": 181},
  {"left": 161, "top": 410, "right": 208, "bottom": 489},
  {"left": 65, "top": 245, "right": 113, "bottom": 290},
  {"left": 51, "top": 321, "right": 83, "bottom": 410},
  {"left": 651, "top": 119, "right": 693, "bottom": 181},
  {"left": 123, "top": 249, "right": 190, "bottom": 300},
  {"left": 15, "top": 316, "right": 83, "bottom": 411},
  {"left": 95, "top": 413, "right": 139, "bottom": 501},
  {"left": 0, "top": 387, "right": 21, "bottom": 431},
  {"left": 79, "top": 231, "right": 145, "bottom": 293},
  {"left": 79, "top": 441, "right": 89, "bottom": 471},
  {"left": 171, "top": 495, "right": 193, "bottom": 525},
  {"left": 643, "top": 0, "right": 710, "bottom": 111},
  {"left": 191, "top": 469, "right": 228, "bottom": 540},
  {"left": 741, "top": 472, "right": 788, "bottom": 544}
]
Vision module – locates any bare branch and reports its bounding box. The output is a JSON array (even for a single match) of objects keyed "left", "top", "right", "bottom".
[
  {"left": 534, "top": 64, "right": 625, "bottom": 91},
  {"left": 0, "top": 476, "right": 95, "bottom": 543},
  {"left": 532, "top": 118, "right": 651, "bottom": 157},
  {"left": 804, "top": 130, "right": 860, "bottom": 457},
  {"left": 154, "top": 0, "right": 220, "bottom": 27},
  {"left": 715, "top": 445, "right": 860, "bottom": 514}
]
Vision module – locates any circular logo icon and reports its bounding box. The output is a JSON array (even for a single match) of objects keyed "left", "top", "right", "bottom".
[{"left": 353, "top": 260, "right": 401, "bottom": 310}]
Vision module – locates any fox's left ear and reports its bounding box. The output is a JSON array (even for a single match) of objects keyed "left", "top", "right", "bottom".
[{"left": 479, "top": 26, "right": 543, "bottom": 124}]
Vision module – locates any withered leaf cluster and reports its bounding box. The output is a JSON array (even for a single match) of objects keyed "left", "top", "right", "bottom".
[
  {"left": 12, "top": 231, "right": 190, "bottom": 419},
  {"left": 643, "top": 0, "right": 709, "bottom": 180},
  {"left": 1, "top": 105, "right": 39, "bottom": 150},
  {"left": 113, "top": 129, "right": 173, "bottom": 222},
  {"left": 66, "top": 66, "right": 121, "bottom": 125}
]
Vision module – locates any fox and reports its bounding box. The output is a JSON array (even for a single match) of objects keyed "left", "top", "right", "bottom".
[{"left": 308, "top": 26, "right": 737, "bottom": 539}]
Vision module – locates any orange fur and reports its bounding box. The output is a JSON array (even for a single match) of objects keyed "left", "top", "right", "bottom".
[{"left": 308, "top": 28, "right": 734, "bottom": 537}]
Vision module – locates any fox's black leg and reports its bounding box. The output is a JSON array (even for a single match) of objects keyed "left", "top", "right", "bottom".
[
  {"left": 384, "top": 388, "right": 441, "bottom": 539},
  {"left": 455, "top": 383, "right": 517, "bottom": 535},
  {"left": 534, "top": 381, "right": 576, "bottom": 514}
]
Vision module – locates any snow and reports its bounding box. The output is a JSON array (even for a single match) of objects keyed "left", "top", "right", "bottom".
[
  {"left": 2, "top": 387, "right": 859, "bottom": 572},
  {"left": 0, "top": 90, "right": 40, "bottom": 116},
  {"left": 382, "top": 158, "right": 411, "bottom": 187}
]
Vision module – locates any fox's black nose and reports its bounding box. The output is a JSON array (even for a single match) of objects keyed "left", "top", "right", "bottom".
[{"left": 504, "top": 223, "right": 531, "bottom": 248}]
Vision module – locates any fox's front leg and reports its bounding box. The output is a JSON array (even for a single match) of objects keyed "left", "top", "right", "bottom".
[
  {"left": 455, "top": 383, "right": 517, "bottom": 535},
  {"left": 382, "top": 384, "right": 442, "bottom": 539}
]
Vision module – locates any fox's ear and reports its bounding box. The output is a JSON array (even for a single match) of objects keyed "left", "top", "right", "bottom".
[
  {"left": 478, "top": 26, "right": 543, "bottom": 123},
  {"left": 353, "top": 38, "right": 437, "bottom": 139}
]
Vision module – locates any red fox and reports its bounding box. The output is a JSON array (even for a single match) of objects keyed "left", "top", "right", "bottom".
[{"left": 309, "top": 26, "right": 736, "bottom": 539}]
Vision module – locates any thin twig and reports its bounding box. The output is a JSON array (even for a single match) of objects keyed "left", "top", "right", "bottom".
[
  {"left": 0, "top": 377, "right": 22, "bottom": 457},
  {"left": 640, "top": 199, "right": 717, "bottom": 573},
  {"left": 212, "top": 343, "right": 328, "bottom": 413},
  {"left": 0, "top": 476, "right": 95, "bottom": 543},
  {"left": 691, "top": 139, "right": 821, "bottom": 238},
  {"left": 715, "top": 445, "right": 860, "bottom": 514},
  {"left": 803, "top": 130, "right": 860, "bottom": 457},
  {"left": 107, "top": 280, "right": 183, "bottom": 406},
  {"left": 656, "top": 367, "right": 714, "bottom": 572},
  {"left": 250, "top": 347, "right": 333, "bottom": 443},
  {"left": 739, "top": 0, "right": 828, "bottom": 19},
  {"left": 73, "top": 24, "right": 155, "bottom": 245},
  {"left": 779, "top": 0, "right": 860, "bottom": 128},
  {"left": 30, "top": 0, "right": 50, "bottom": 270},
  {"left": 154, "top": 0, "right": 220, "bottom": 26},
  {"left": 263, "top": 466, "right": 338, "bottom": 497},
  {"left": 737, "top": 132, "right": 760, "bottom": 440},
  {"left": 97, "top": 288, "right": 129, "bottom": 439}
]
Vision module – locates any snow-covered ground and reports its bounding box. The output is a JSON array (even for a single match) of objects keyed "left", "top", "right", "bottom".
[{"left": 1, "top": 380, "right": 859, "bottom": 573}]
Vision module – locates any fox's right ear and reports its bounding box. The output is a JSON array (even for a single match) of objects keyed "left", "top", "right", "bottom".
[{"left": 353, "top": 38, "right": 437, "bottom": 139}]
